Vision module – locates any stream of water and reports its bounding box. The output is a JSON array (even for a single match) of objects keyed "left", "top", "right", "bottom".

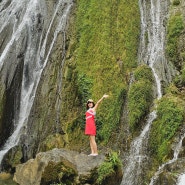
[
  {"left": 0, "top": 0, "right": 73, "bottom": 167},
  {"left": 121, "top": 0, "right": 170, "bottom": 184},
  {"left": 177, "top": 174, "right": 185, "bottom": 185},
  {"left": 149, "top": 133, "right": 185, "bottom": 185}
]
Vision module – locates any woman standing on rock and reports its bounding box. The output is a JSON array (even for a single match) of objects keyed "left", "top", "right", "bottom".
[{"left": 85, "top": 94, "right": 109, "bottom": 156}]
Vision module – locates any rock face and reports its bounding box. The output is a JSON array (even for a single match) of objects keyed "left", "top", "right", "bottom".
[
  {"left": 13, "top": 148, "right": 123, "bottom": 185},
  {"left": 152, "top": 158, "right": 185, "bottom": 185},
  {"left": 0, "top": 0, "right": 75, "bottom": 170}
]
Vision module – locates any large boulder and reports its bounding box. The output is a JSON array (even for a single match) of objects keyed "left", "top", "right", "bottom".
[{"left": 13, "top": 148, "right": 123, "bottom": 185}]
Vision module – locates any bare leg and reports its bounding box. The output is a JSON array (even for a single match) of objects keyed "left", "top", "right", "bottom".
[
  {"left": 89, "top": 136, "right": 95, "bottom": 154},
  {"left": 89, "top": 135, "right": 98, "bottom": 154}
]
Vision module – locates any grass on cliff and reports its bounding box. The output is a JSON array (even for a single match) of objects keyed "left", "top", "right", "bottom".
[
  {"left": 149, "top": 91, "right": 184, "bottom": 164},
  {"left": 71, "top": 0, "right": 140, "bottom": 143},
  {"left": 166, "top": 13, "right": 184, "bottom": 70},
  {"left": 96, "top": 151, "right": 122, "bottom": 184},
  {"left": 145, "top": 8, "right": 185, "bottom": 182},
  {"left": 128, "top": 65, "right": 154, "bottom": 131}
]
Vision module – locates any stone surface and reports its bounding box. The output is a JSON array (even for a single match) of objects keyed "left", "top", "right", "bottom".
[{"left": 13, "top": 148, "right": 122, "bottom": 185}]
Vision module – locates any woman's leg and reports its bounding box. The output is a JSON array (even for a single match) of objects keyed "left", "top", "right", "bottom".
[
  {"left": 90, "top": 135, "right": 98, "bottom": 154},
  {"left": 89, "top": 136, "right": 94, "bottom": 154}
]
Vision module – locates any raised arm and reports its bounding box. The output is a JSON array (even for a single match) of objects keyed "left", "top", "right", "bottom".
[{"left": 93, "top": 94, "right": 109, "bottom": 111}]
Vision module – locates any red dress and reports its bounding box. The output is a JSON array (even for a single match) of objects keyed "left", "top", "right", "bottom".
[{"left": 85, "top": 108, "right": 96, "bottom": 136}]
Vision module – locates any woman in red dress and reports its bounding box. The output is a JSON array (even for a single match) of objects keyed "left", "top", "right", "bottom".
[{"left": 85, "top": 94, "right": 109, "bottom": 156}]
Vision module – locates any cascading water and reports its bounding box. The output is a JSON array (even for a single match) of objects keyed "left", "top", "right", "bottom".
[
  {"left": 0, "top": 0, "right": 73, "bottom": 168},
  {"left": 149, "top": 133, "right": 185, "bottom": 185},
  {"left": 121, "top": 0, "right": 172, "bottom": 184},
  {"left": 121, "top": 112, "right": 157, "bottom": 185},
  {"left": 177, "top": 174, "right": 185, "bottom": 185}
]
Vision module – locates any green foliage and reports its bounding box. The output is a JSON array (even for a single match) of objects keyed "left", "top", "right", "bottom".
[
  {"left": 62, "top": 0, "right": 140, "bottom": 147},
  {"left": 76, "top": 0, "right": 140, "bottom": 71},
  {"left": 149, "top": 95, "right": 184, "bottom": 163},
  {"left": 172, "top": 0, "right": 180, "bottom": 6},
  {"left": 71, "top": 0, "right": 141, "bottom": 143},
  {"left": 128, "top": 65, "right": 154, "bottom": 131},
  {"left": 96, "top": 151, "right": 122, "bottom": 184},
  {"left": 157, "top": 97, "right": 183, "bottom": 140},
  {"left": 42, "top": 162, "right": 76, "bottom": 185},
  {"left": 77, "top": 73, "right": 93, "bottom": 104},
  {"left": 165, "top": 83, "right": 180, "bottom": 95},
  {"left": 134, "top": 65, "right": 154, "bottom": 82},
  {"left": 174, "top": 67, "right": 185, "bottom": 88},
  {"left": 98, "top": 86, "right": 127, "bottom": 142},
  {"left": 97, "top": 162, "right": 114, "bottom": 184},
  {"left": 166, "top": 14, "right": 184, "bottom": 69}
]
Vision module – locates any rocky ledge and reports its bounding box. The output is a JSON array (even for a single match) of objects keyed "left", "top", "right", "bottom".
[{"left": 13, "top": 148, "right": 123, "bottom": 185}]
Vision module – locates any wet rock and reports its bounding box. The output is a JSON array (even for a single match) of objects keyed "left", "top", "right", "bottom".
[
  {"left": 152, "top": 158, "right": 185, "bottom": 185},
  {"left": 13, "top": 148, "right": 123, "bottom": 185}
]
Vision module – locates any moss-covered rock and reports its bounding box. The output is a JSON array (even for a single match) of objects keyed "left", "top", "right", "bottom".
[
  {"left": 128, "top": 65, "right": 154, "bottom": 132},
  {"left": 13, "top": 148, "right": 122, "bottom": 185}
]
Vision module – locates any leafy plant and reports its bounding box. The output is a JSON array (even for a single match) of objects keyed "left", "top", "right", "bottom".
[
  {"left": 61, "top": 0, "right": 141, "bottom": 147},
  {"left": 174, "top": 67, "right": 185, "bottom": 88},
  {"left": 96, "top": 151, "right": 122, "bottom": 184},
  {"left": 128, "top": 65, "right": 154, "bottom": 131},
  {"left": 149, "top": 95, "right": 184, "bottom": 163},
  {"left": 77, "top": 73, "right": 93, "bottom": 104},
  {"left": 166, "top": 14, "right": 184, "bottom": 69},
  {"left": 172, "top": 0, "right": 180, "bottom": 6}
]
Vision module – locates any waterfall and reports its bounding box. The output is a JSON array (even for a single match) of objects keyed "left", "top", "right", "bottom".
[
  {"left": 149, "top": 133, "right": 185, "bottom": 185},
  {"left": 0, "top": 0, "right": 73, "bottom": 167},
  {"left": 121, "top": 112, "right": 157, "bottom": 185},
  {"left": 121, "top": 0, "right": 171, "bottom": 184},
  {"left": 177, "top": 174, "right": 185, "bottom": 185}
]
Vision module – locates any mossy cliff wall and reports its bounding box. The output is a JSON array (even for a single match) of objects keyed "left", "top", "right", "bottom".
[
  {"left": 146, "top": 0, "right": 185, "bottom": 183},
  {"left": 0, "top": 0, "right": 154, "bottom": 169},
  {"left": 61, "top": 0, "right": 141, "bottom": 151},
  {"left": 2, "top": 2, "right": 185, "bottom": 184},
  {"left": 0, "top": 1, "right": 141, "bottom": 167}
]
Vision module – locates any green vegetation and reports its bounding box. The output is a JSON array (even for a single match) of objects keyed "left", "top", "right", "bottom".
[
  {"left": 173, "top": 69, "right": 185, "bottom": 88},
  {"left": 145, "top": 4, "right": 185, "bottom": 182},
  {"left": 42, "top": 162, "right": 76, "bottom": 185},
  {"left": 128, "top": 65, "right": 154, "bottom": 131},
  {"left": 166, "top": 13, "right": 185, "bottom": 89},
  {"left": 166, "top": 14, "right": 184, "bottom": 70},
  {"left": 62, "top": 0, "right": 141, "bottom": 145},
  {"left": 172, "top": 0, "right": 180, "bottom": 6},
  {"left": 77, "top": 73, "right": 93, "bottom": 104},
  {"left": 149, "top": 95, "right": 184, "bottom": 163},
  {"left": 96, "top": 151, "right": 122, "bottom": 184}
]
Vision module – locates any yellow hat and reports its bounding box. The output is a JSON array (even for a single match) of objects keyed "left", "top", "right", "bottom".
[{"left": 87, "top": 99, "right": 94, "bottom": 103}]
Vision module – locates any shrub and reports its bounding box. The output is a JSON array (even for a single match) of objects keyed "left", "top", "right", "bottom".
[
  {"left": 128, "top": 65, "right": 154, "bottom": 131},
  {"left": 149, "top": 95, "right": 184, "bottom": 163},
  {"left": 166, "top": 14, "right": 184, "bottom": 69},
  {"left": 172, "top": 0, "right": 180, "bottom": 6},
  {"left": 174, "top": 69, "right": 185, "bottom": 87},
  {"left": 96, "top": 151, "right": 122, "bottom": 184},
  {"left": 64, "top": 0, "right": 140, "bottom": 147},
  {"left": 77, "top": 73, "right": 93, "bottom": 104}
]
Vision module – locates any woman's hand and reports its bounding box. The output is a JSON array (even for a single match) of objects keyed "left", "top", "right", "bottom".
[
  {"left": 93, "top": 94, "right": 109, "bottom": 111},
  {"left": 103, "top": 94, "right": 109, "bottom": 98}
]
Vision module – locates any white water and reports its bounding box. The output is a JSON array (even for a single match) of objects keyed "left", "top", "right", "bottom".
[
  {"left": 149, "top": 133, "right": 185, "bottom": 185},
  {"left": 121, "top": 0, "right": 169, "bottom": 184},
  {"left": 121, "top": 112, "right": 157, "bottom": 185},
  {"left": 177, "top": 174, "right": 185, "bottom": 185},
  {"left": 0, "top": 0, "right": 73, "bottom": 166}
]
